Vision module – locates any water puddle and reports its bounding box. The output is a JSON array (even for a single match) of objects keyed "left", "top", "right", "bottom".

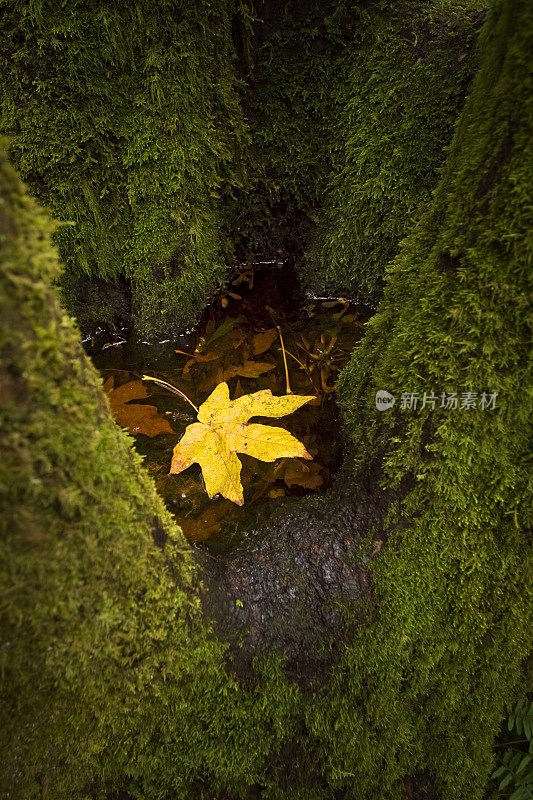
[{"left": 88, "top": 262, "right": 369, "bottom": 553}]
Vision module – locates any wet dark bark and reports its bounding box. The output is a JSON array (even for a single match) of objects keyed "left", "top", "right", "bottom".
[{"left": 198, "top": 458, "right": 401, "bottom": 686}]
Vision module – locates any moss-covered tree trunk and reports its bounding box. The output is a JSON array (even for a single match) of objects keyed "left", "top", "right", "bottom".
[
  {"left": 0, "top": 143, "right": 299, "bottom": 800},
  {"left": 0, "top": 1, "right": 247, "bottom": 337},
  {"left": 303, "top": 0, "right": 485, "bottom": 301},
  {"left": 1, "top": 1, "right": 484, "bottom": 336},
  {"left": 329, "top": 0, "right": 532, "bottom": 794},
  {"left": 1, "top": 0, "right": 532, "bottom": 799}
]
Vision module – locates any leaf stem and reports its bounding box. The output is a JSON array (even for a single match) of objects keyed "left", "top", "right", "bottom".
[
  {"left": 278, "top": 347, "right": 307, "bottom": 372},
  {"left": 276, "top": 326, "right": 291, "bottom": 394},
  {"left": 142, "top": 375, "right": 199, "bottom": 414},
  {"left": 494, "top": 740, "right": 528, "bottom": 747}
]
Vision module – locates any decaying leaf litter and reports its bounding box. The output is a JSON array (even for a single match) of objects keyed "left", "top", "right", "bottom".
[{"left": 93, "top": 263, "right": 368, "bottom": 549}]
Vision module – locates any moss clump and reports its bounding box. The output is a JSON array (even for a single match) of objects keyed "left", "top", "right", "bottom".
[
  {"left": 312, "top": 0, "right": 532, "bottom": 796},
  {"left": 0, "top": 1, "right": 247, "bottom": 337},
  {"left": 303, "top": 0, "right": 485, "bottom": 302}
]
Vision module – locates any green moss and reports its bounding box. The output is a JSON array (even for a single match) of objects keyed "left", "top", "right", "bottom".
[
  {"left": 304, "top": 0, "right": 485, "bottom": 302},
  {"left": 228, "top": 0, "right": 353, "bottom": 257},
  {"left": 0, "top": 1, "right": 247, "bottom": 336},
  {"left": 320, "top": 0, "right": 532, "bottom": 795}
]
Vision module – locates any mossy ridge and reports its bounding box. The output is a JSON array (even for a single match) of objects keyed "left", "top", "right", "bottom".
[
  {"left": 317, "top": 0, "right": 532, "bottom": 796},
  {"left": 0, "top": 145, "right": 303, "bottom": 800},
  {"left": 303, "top": 0, "right": 486, "bottom": 302},
  {"left": 0, "top": 0, "right": 248, "bottom": 337},
  {"left": 228, "top": 0, "right": 353, "bottom": 259}
]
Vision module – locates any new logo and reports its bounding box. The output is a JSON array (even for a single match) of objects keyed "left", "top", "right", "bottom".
[{"left": 375, "top": 390, "right": 395, "bottom": 411}]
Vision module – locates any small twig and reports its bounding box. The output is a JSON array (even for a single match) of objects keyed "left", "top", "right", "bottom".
[
  {"left": 278, "top": 349, "right": 319, "bottom": 393},
  {"left": 40, "top": 773, "right": 49, "bottom": 800},
  {"left": 295, "top": 340, "right": 320, "bottom": 360},
  {"left": 174, "top": 349, "right": 196, "bottom": 358},
  {"left": 276, "top": 326, "right": 291, "bottom": 394},
  {"left": 142, "top": 375, "right": 199, "bottom": 414},
  {"left": 494, "top": 740, "right": 529, "bottom": 747},
  {"left": 278, "top": 348, "right": 307, "bottom": 372}
]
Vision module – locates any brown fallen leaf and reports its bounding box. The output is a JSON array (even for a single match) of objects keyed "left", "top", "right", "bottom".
[
  {"left": 244, "top": 457, "right": 286, "bottom": 485},
  {"left": 321, "top": 300, "right": 345, "bottom": 308},
  {"left": 177, "top": 503, "right": 233, "bottom": 543},
  {"left": 198, "top": 364, "right": 226, "bottom": 393},
  {"left": 229, "top": 328, "right": 246, "bottom": 349},
  {"left": 320, "top": 367, "right": 336, "bottom": 394},
  {"left": 221, "top": 292, "right": 242, "bottom": 309},
  {"left": 170, "top": 382, "right": 315, "bottom": 505},
  {"left": 332, "top": 300, "right": 350, "bottom": 320},
  {"left": 269, "top": 373, "right": 282, "bottom": 393},
  {"left": 218, "top": 361, "right": 276, "bottom": 383},
  {"left": 104, "top": 378, "right": 174, "bottom": 437},
  {"left": 175, "top": 348, "right": 220, "bottom": 363},
  {"left": 103, "top": 377, "right": 145, "bottom": 403},
  {"left": 253, "top": 328, "right": 278, "bottom": 356},
  {"left": 232, "top": 265, "right": 254, "bottom": 289},
  {"left": 283, "top": 461, "right": 324, "bottom": 490},
  {"left": 236, "top": 361, "right": 276, "bottom": 379},
  {"left": 204, "top": 317, "right": 245, "bottom": 348},
  {"left": 182, "top": 358, "right": 196, "bottom": 376},
  {"left": 341, "top": 314, "right": 364, "bottom": 327}
]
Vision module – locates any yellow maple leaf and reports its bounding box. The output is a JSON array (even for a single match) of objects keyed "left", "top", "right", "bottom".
[{"left": 169, "top": 382, "right": 315, "bottom": 505}]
